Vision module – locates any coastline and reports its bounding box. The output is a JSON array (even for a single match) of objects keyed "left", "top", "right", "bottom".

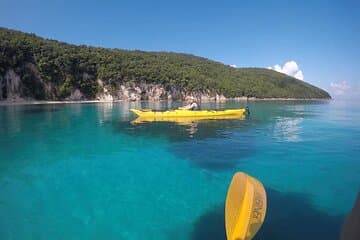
[{"left": 0, "top": 98, "right": 331, "bottom": 106}]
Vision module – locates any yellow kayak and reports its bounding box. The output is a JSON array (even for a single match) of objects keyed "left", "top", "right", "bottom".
[
  {"left": 130, "top": 108, "right": 248, "bottom": 118},
  {"left": 132, "top": 114, "right": 245, "bottom": 124}
]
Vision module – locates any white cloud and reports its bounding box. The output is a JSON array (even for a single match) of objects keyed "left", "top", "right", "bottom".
[
  {"left": 328, "top": 81, "right": 360, "bottom": 100},
  {"left": 330, "top": 81, "right": 350, "bottom": 96},
  {"left": 268, "top": 60, "right": 304, "bottom": 80},
  {"left": 294, "top": 70, "right": 304, "bottom": 80},
  {"left": 230, "top": 64, "right": 237, "bottom": 68}
]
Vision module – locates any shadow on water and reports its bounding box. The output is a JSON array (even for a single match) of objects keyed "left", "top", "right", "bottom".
[
  {"left": 112, "top": 119, "right": 256, "bottom": 171},
  {"left": 191, "top": 188, "right": 344, "bottom": 240},
  {"left": 0, "top": 105, "right": 62, "bottom": 115},
  {"left": 168, "top": 131, "right": 255, "bottom": 171},
  {"left": 21, "top": 106, "right": 61, "bottom": 114},
  {"left": 191, "top": 204, "right": 226, "bottom": 240}
]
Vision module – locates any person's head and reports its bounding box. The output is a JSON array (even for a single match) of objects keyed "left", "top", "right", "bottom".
[{"left": 185, "top": 96, "right": 196, "bottom": 103}]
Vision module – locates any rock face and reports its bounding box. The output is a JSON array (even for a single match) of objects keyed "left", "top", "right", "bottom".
[
  {"left": 0, "top": 76, "right": 4, "bottom": 100},
  {"left": 96, "top": 79, "right": 110, "bottom": 101},
  {"left": 143, "top": 84, "right": 165, "bottom": 101},
  {"left": 3, "top": 69, "right": 22, "bottom": 101},
  {"left": 0, "top": 68, "right": 231, "bottom": 102},
  {"left": 96, "top": 84, "right": 113, "bottom": 101},
  {"left": 67, "top": 89, "right": 84, "bottom": 101},
  {"left": 26, "top": 63, "right": 54, "bottom": 99},
  {"left": 112, "top": 84, "right": 167, "bottom": 101},
  {"left": 197, "top": 92, "right": 226, "bottom": 102}
]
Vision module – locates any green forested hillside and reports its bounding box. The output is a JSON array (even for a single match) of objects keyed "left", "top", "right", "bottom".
[{"left": 0, "top": 27, "right": 331, "bottom": 100}]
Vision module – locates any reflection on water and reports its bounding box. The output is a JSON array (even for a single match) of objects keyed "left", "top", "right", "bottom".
[
  {"left": 97, "top": 102, "right": 113, "bottom": 125},
  {"left": 0, "top": 105, "right": 65, "bottom": 140},
  {"left": 147, "top": 101, "right": 162, "bottom": 111},
  {"left": 273, "top": 117, "right": 303, "bottom": 142},
  {"left": 0, "top": 107, "right": 22, "bottom": 137},
  {"left": 186, "top": 122, "right": 198, "bottom": 138},
  {"left": 117, "top": 116, "right": 251, "bottom": 142},
  {"left": 19, "top": 105, "right": 61, "bottom": 114},
  {"left": 116, "top": 101, "right": 142, "bottom": 121},
  {"left": 68, "top": 103, "right": 82, "bottom": 116}
]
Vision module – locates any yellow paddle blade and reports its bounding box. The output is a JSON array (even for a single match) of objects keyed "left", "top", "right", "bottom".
[{"left": 225, "top": 172, "right": 267, "bottom": 240}]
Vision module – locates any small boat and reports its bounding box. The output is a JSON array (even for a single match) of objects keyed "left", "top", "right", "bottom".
[
  {"left": 130, "top": 108, "right": 248, "bottom": 118},
  {"left": 132, "top": 114, "right": 246, "bottom": 124}
]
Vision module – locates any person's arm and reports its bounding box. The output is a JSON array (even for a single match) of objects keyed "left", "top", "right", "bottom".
[{"left": 178, "top": 104, "right": 192, "bottom": 110}]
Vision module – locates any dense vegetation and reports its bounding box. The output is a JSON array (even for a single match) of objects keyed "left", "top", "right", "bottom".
[{"left": 0, "top": 27, "right": 331, "bottom": 100}]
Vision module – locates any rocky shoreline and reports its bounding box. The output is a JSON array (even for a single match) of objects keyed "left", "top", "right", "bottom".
[
  {"left": 1, "top": 65, "right": 331, "bottom": 104},
  {"left": 0, "top": 97, "right": 330, "bottom": 106}
]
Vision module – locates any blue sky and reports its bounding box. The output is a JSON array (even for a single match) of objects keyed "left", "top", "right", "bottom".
[{"left": 1, "top": 0, "right": 359, "bottom": 98}]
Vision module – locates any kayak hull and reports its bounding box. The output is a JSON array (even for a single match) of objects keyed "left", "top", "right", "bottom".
[
  {"left": 130, "top": 108, "right": 247, "bottom": 118},
  {"left": 132, "top": 114, "right": 245, "bottom": 124}
]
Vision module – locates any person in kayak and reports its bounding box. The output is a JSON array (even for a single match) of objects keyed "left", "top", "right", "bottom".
[{"left": 178, "top": 96, "right": 199, "bottom": 110}]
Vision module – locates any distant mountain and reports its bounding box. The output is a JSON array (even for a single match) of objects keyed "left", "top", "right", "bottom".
[{"left": 0, "top": 27, "right": 331, "bottom": 101}]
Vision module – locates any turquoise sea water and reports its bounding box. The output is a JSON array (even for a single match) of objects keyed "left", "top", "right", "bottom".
[{"left": 0, "top": 100, "right": 359, "bottom": 240}]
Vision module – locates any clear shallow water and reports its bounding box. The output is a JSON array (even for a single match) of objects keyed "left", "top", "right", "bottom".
[{"left": 0, "top": 100, "right": 359, "bottom": 240}]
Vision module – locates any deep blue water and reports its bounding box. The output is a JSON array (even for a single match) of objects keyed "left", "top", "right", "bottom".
[{"left": 0, "top": 100, "right": 359, "bottom": 240}]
